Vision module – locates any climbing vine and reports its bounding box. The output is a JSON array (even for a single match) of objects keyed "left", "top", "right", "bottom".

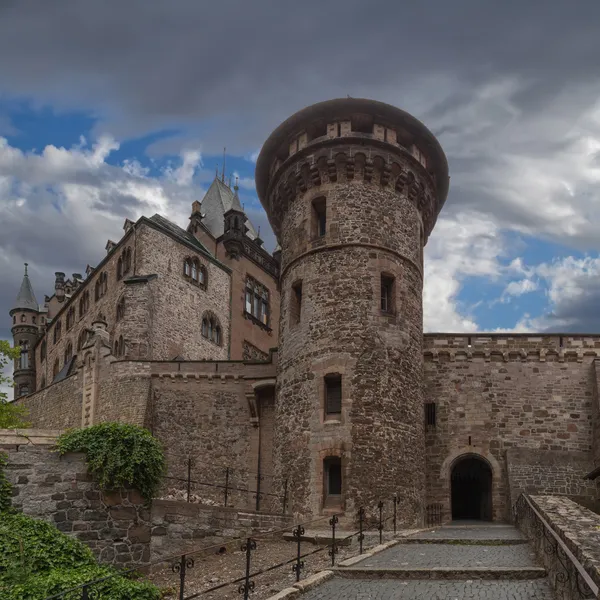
[
  {"left": 0, "top": 451, "right": 12, "bottom": 513},
  {"left": 56, "top": 423, "right": 166, "bottom": 501}
]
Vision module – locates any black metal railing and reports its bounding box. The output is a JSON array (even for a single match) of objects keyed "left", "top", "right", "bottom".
[
  {"left": 42, "top": 493, "right": 408, "bottom": 600},
  {"left": 514, "top": 494, "right": 599, "bottom": 599},
  {"left": 159, "top": 453, "right": 288, "bottom": 514},
  {"left": 425, "top": 502, "right": 443, "bottom": 527}
]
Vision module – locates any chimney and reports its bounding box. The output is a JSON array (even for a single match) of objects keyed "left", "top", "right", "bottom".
[{"left": 55, "top": 272, "right": 65, "bottom": 302}]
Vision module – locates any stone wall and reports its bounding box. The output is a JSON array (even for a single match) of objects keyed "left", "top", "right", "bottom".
[
  {"left": 1, "top": 437, "right": 151, "bottom": 567},
  {"left": 507, "top": 448, "right": 599, "bottom": 512},
  {"left": 523, "top": 495, "right": 600, "bottom": 598},
  {"left": 150, "top": 500, "right": 291, "bottom": 560},
  {"left": 424, "top": 349, "right": 596, "bottom": 522}
]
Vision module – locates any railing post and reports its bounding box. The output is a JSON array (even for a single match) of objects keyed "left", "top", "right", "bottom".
[
  {"left": 282, "top": 477, "right": 288, "bottom": 515},
  {"left": 393, "top": 494, "right": 398, "bottom": 535},
  {"left": 329, "top": 515, "right": 339, "bottom": 567},
  {"left": 239, "top": 538, "right": 257, "bottom": 600},
  {"left": 172, "top": 553, "right": 194, "bottom": 600},
  {"left": 186, "top": 456, "right": 192, "bottom": 503},
  {"left": 255, "top": 473, "right": 262, "bottom": 512},
  {"left": 358, "top": 507, "right": 365, "bottom": 554},
  {"left": 81, "top": 584, "right": 89, "bottom": 600},
  {"left": 224, "top": 467, "right": 230, "bottom": 507},
  {"left": 378, "top": 500, "right": 384, "bottom": 545},
  {"left": 292, "top": 525, "right": 305, "bottom": 582}
]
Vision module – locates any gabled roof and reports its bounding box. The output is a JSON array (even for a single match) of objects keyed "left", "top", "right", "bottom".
[
  {"left": 148, "top": 214, "right": 212, "bottom": 256},
  {"left": 200, "top": 177, "right": 258, "bottom": 240},
  {"left": 11, "top": 264, "right": 39, "bottom": 313}
]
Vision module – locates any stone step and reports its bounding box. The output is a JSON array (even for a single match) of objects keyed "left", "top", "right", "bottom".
[
  {"left": 334, "top": 566, "right": 548, "bottom": 580},
  {"left": 397, "top": 537, "right": 528, "bottom": 545}
]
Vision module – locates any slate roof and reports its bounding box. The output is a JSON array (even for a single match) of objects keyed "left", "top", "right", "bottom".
[
  {"left": 53, "top": 356, "right": 76, "bottom": 384},
  {"left": 11, "top": 265, "right": 39, "bottom": 312},
  {"left": 200, "top": 177, "right": 258, "bottom": 240},
  {"left": 148, "top": 214, "right": 212, "bottom": 256}
]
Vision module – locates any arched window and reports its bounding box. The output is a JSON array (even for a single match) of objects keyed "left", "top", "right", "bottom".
[
  {"left": 20, "top": 314, "right": 25, "bottom": 323},
  {"left": 114, "top": 335, "right": 125, "bottom": 358},
  {"left": 53, "top": 320, "right": 62, "bottom": 344},
  {"left": 116, "top": 296, "right": 125, "bottom": 322},
  {"left": 52, "top": 358, "right": 60, "bottom": 379},
  {"left": 117, "top": 256, "right": 123, "bottom": 280},
  {"left": 18, "top": 384, "right": 29, "bottom": 397},
  {"left": 184, "top": 259, "right": 191, "bottom": 277},
  {"left": 19, "top": 341, "right": 29, "bottom": 370},
  {"left": 66, "top": 306, "right": 75, "bottom": 330},
  {"left": 40, "top": 375, "right": 46, "bottom": 389},
  {"left": 32, "top": 316, "right": 36, "bottom": 324},
  {"left": 64, "top": 342, "right": 73, "bottom": 364},
  {"left": 79, "top": 291, "right": 90, "bottom": 318},
  {"left": 199, "top": 265, "right": 207, "bottom": 286},
  {"left": 40, "top": 340, "right": 46, "bottom": 362},
  {"left": 184, "top": 258, "right": 207, "bottom": 288},
  {"left": 95, "top": 272, "right": 108, "bottom": 301},
  {"left": 201, "top": 312, "right": 223, "bottom": 346},
  {"left": 77, "top": 329, "right": 88, "bottom": 351},
  {"left": 123, "top": 247, "right": 132, "bottom": 274},
  {"left": 191, "top": 260, "right": 198, "bottom": 281}
]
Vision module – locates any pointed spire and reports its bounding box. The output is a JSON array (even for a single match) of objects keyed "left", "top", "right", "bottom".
[
  {"left": 231, "top": 178, "right": 243, "bottom": 212},
  {"left": 11, "top": 263, "right": 39, "bottom": 313},
  {"left": 221, "top": 147, "right": 226, "bottom": 182}
]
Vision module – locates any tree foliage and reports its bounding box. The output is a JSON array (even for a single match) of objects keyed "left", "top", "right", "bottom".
[
  {"left": 0, "top": 340, "right": 30, "bottom": 429},
  {"left": 56, "top": 423, "right": 166, "bottom": 502}
]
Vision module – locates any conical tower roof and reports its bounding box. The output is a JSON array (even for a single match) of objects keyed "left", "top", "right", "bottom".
[{"left": 11, "top": 263, "right": 39, "bottom": 313}]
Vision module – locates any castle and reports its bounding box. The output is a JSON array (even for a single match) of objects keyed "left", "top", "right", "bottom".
[{"left": 10, "top": 98, "right": 600, "bottom": 525}]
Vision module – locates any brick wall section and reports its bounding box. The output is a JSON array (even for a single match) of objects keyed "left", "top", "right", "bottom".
[
  {"left": 526, "top": 495, "right": 600, "bottom": 594},
  {"left": 150, "top": 500, "right": 292, "bottom": 561},
  {"left": 424, "top": 353, "right": 595, "bottom": 522},
  {"left": 136, "top": 224, "right": 231, "bottom": 361},
  {"left": 507, "top": 448, "right": 598, "bottom": 511},
  {"left": 2, "top": 443, "right": 151, "bottom": 567},
  {"left": 17, "top": 373, "right": 82, "bottom": 429}
]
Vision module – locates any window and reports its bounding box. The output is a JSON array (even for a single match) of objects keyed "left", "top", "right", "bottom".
[
  {"left": 19, "top": 341, "right": 29, "bottom": 370},
  {"left": 12, "top": 316, "right": 15, "bottom": 325},
  {"left": 184, "top": 258, "right": 207, "bottom": 287},
  {"left": 40, "top": 340, "right": 46, "bottom": 362},
  {"left": 77, "top": 329, "right": 88, "bottom": 351},
  {"left": 117, "top": 256, "right": 123, "bottom": 280},
  {"left": 381, "top": 274, "right": 395, "bottom": 313},
  {"left": 425, "top": 402, "right": 436, "bottom": 430},
  {"left": 325, "top": 374, "right": 342, "bottom": 415},
  {"left": 53, "top": 320, "right": 62, "bottom": 344},
  {"left": 116, "top": 296, "right": 125, "bottom": 322},
  {"left": 53, "top": 358, "right": 60, "bottom": 379},
  {"left": 245, "top": 276, "right": 270, "bottom": 327},
  {"left": 123, "top": 247, "right": 132, "bottom": 274},
  {"left": 95, "top": 272, "right": 108, "bottom": 301},
  {"left": 20, "top": 314, "right": 25, "bottom": 323},
  {"left": 32, "top": 316, "right": 36, "bottom": 324},
  {"left": 312, "top": 197, "right": 327, "bottom": 238},
  {"left": 66, "top": 306, "right": 75, "bottom": 330},
  {"left": 114, "top": 335, "right": 125, "bottom": 358},
  {"left": 18, "top": 385, "right": 29, "bottom": 397},
  {"left": 64, "top": 342, "right": 73, "bottom": 365},
  {"left": 323, "top": 457, "right": 342, "bottom": 506},
  {"left": 201, "top": 312, "right": 223, "bottom": 346},
  {"left": 290, "top": 281, "right": 302, "bottom": 325},
  {"left": 40, "top": 375, "right": 46, "bottom": 389},
  {"left": 79, "top": 291, "right": 90, "bottom": 318}
]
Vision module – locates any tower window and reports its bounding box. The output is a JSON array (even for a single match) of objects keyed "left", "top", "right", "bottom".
[
  {"left": 311, "top": 197, "right": 327, "bottom": 238},
  {"left": 53, "top": 320, "right": 62, "bottom": 344},
  {"left": 425, "top": 402, "right": 436, "bottom": 430},
  {"left": 64, "top": 342, "right": 73, "bottom": 365},
  {"left": 66, "top": 307, "right": 75, "bottom": 330},
  {"left": 19, "top": 341, "right": 29, "bottom": 370},
  {"left": 18, "top": 385, "right": 29, "bottom": 397},
  {"left": 245, "top": 276, "right": 270, "bottom": 327},
  {"left": 116, "top": 296, "right": 125, "bottom": 322},
  {"left": 40, "top": 340, "right": 46, "bottom": 362},
  {"left": 323, "top": 457, "right": 342, "bottom": 506},
  {"left": 20, "top": 314, "right": 25, "bottom": 323},
  {"left": 381, "top": 274, "right": 395, "bottom": 314},
  {"left": 290, "top": 281, "right": 302, "bottom": 326},
  {"left": 325, "top": 374, "right": 342, "bottom": 416}
]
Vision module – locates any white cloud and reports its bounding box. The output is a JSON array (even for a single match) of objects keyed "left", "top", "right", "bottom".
[{"left": 502, "top": 278, "right": 538, "bottom": 300}]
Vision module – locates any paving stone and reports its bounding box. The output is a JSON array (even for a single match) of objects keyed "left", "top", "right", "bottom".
[{"left": 300, "top": 578, "right": 555, "bottom": 599}]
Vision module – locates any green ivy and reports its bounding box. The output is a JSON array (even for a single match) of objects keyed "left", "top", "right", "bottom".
[
  {"left": 0, "top": 512, "right": 160, "bottom": 600},
  {"left": 56, "top": 422, "right": 166, "bottom": 502},
  {"left": 0, "top": 451, "right": 12, "bottom": 512}
]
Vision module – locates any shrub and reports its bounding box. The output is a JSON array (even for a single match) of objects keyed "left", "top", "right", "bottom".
[
  {"left": 0, "top": 512, "right": 160, "bottom": 600},
  {"left": 0, "top": 451, "right": 12, "bottom": 512},
  {"left": 56, "top": 422, "right": 166, "bottom": 501}
]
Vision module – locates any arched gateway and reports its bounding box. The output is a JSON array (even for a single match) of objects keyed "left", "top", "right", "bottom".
[{"left": 451, "top": 454, "right": 492, "bottom": 521}]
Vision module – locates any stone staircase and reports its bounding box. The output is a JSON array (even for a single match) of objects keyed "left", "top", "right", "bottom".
[{"left": 301, "top": 522, "right": 556, "bottom": 599}]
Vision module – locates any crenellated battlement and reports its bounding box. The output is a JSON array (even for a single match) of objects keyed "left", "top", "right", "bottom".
[{"left": 423, "top": 333, "right": 600, "bottom": 363}]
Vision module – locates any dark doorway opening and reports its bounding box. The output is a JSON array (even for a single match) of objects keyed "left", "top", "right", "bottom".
[
  {"left": 323, "top": 457, "right": 342, "bottom": 508},
  {"left": 451, "top": 455, "right": 492, "bottom": 520}
]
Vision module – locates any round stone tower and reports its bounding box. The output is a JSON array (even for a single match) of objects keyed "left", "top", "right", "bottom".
[{"left": 256, "top": 99, "right": 449, "bottom": 524}]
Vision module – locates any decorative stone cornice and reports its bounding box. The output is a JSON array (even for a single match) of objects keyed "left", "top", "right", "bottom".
[{"left": 424, "top": 348, "right": 591, "bottom": 364}]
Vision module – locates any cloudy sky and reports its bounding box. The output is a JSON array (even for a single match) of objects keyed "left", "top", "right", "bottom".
[{"left": 3, "top": 0, "right": 600, "bottom": 367}]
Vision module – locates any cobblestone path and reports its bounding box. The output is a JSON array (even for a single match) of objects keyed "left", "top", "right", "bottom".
[{"left": 301, "top": 523, "right": 555, "bottom": 600}]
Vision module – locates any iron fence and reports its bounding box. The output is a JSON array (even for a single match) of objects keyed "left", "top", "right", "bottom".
[
  {"left": 41, "top": 493, "right": 407, "bottom": 600},
  {"left": 425, "top": 502, "right": 443, "bottom": 527},
  {"left": 514, "top": 494, "right": 598, "bottom": 599},
  {"left": 158, "top": 453, "right": 288, "bottom": 514}
]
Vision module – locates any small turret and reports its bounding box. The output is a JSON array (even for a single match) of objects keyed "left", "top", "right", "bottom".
[
  {"left": 54, "top": 272, "right": 66, "bottom": 302},
  {"left": 10, "top": 263, "right": 41, "bottom": 398},
  {"left": 222, "top": 181, "right": 247, "bottom": 258}
]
